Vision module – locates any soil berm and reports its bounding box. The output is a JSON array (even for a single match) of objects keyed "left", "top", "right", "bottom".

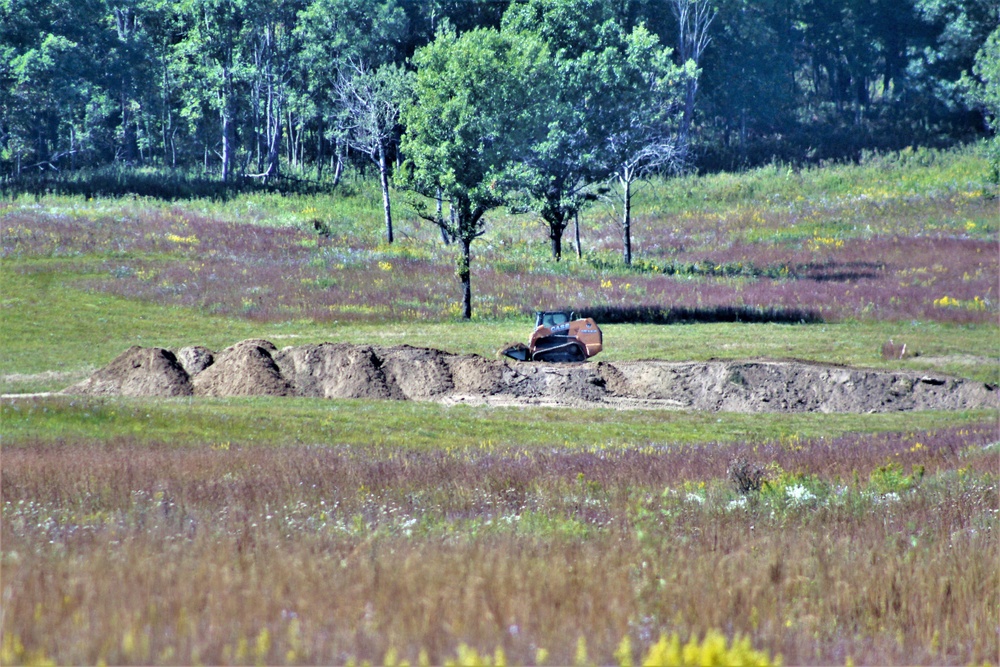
[{"left": 59, "top": 339, "right": 998, "bottom": 413}]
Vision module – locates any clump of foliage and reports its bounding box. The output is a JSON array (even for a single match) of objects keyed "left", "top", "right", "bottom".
[
  {"left": 728, "top": 458, "right": 767, "bottom": 495},
  {"left": 962, "top": 25, "right": 1000, "bottom": 182}
]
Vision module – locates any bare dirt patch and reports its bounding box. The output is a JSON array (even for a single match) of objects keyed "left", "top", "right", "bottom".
[
  {"left": 63, "top": 346, "right": 191, "bottom": 397},
  {"left": 2, "top": 369, "right": 86, "bottom": 385},
  {"left": 60, "top": 339, "right": 999, "bottom": 413},
  {"left": 191, "top": 339, "right": 292, "bottom": 397},
  {"left": 274, "top": 343, "right": 404, "bottom": 400}
]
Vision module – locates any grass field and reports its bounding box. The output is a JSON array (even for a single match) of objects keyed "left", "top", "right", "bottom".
[{"left": 1, "top": 144, "right": 998, "bottom": 665}]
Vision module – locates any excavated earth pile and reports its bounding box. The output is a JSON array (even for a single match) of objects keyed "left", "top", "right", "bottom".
[{"left": 62, "top": 339, "right": 999, "bottom": 413}]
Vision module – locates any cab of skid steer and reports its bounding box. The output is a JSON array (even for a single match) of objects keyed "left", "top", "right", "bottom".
[{"left": 535, "top": 311, "right": 575, "bottom": 328}]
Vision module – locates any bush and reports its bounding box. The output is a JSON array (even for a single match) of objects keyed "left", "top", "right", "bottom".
[{"left": 728, "top": 458, "right": 767, "bottom": 495}]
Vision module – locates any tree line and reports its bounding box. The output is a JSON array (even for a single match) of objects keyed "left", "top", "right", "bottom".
[{"left": 2, "top": 0, "right": 995, "bottom": 180}]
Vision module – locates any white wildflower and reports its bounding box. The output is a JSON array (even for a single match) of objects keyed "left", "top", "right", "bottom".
[{"left": 785, "top": 484, "right": 816, "bottom": 504}]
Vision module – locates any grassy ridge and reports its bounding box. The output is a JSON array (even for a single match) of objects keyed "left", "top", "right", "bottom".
[{"left": 8, "top": 144, "right": 995, "bottom": 235}]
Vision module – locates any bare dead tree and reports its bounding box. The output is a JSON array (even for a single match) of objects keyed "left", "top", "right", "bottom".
[
  {"left": 669, "top": 0, "right": 716, "bottom": 143},
  {"left": 605, "top": 138, "right": 685, "bottom": 265},
  {"left": 334, "top": 60, "right": 412, "bottom": 244}
]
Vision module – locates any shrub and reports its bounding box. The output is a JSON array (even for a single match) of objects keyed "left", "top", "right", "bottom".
[{"left": 728, "top": 458, "right": 767, "bottom": 495}]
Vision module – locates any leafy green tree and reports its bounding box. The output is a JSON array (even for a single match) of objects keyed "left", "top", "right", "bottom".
[
  {"left": 668, "top": 0, "right": 715, "bottom": 142},
  {"left": 172, "top": 0, "right": 251, "bottom": 181},
  {"left": 963, "top": 25, "right": 1000, "bottom": 181},
  {"left": 965, "top": 26, "right": 1000, "bottom": 127},
  {"left": 500, "top": 0, "right": 616, "bottom": 261},
  {"left": 243, "top": 0, "right": 303, "bottom": 180},
  {"left": 695, "top": 0, "right": 796, "bottom": 164},
  {"left": 501, "top": 0, "right": 690, "bottom": 264},
  {"left": 911, "top": 0, "right": 997, "bottom": 111},
  {"left": 294, "top": 0, "right": 408, "bottom": 178},
  {"left": 7, "top": 34, "right": 90, "bottom": 168},
  {"left": 106, "top": 0, "right": 147, "bottom": 164},
  {"left": 502, "top": 0, "right": 618, "bottom": 56},
  {"left": 398, "top": 27, "right": 552, "bottom": 318},
  {"left": 0, "top": 0, "right": 123, "bottom": 171}
]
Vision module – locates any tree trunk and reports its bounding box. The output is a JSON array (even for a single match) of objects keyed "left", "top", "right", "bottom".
[
  {"left": 220, "top": 64, "right": 233, "bottom": 182},
  {"left": 286, "top": 110, "right": 296, "bottom": 166},
  {"left": 221, "top": 111, "right": 231, "bottom": 182},
  {"left": 298, "top": 121, "right": 304, "bottom": 167},
  {"left": 459, "top": 236, "right": 472, "bottom": 319},
  {"left": 622, "top": 176, "right": 632, "bottom": 266},
  {"left": 681, "top": 79, "right": 697, "bottom": 144},
  {"left": 378, "top": 143, "right": 393, "bottom": 243},
  {"left": 161, "top": 50, "right": 171, "bottom": 166},
  {"left": 550, "top": 222, "right": 563, "bottom": 261},
  {"left": 121, "top": 92, "right": 139, "bottom": 165},
  {"left": 574, "top": 210, "right": 582, "bottom": 259},
  {"left": 436, "top": 188, "right": 450, "bottom": 245},
  {"left": 316, "top": 124, "right": 324, "bottom": 179},
  {"left": 331, "top": 143, "right": 343, "bottom": 187},
  {"left": 266, "top": 106, "right": 281, "bottom": 180}
]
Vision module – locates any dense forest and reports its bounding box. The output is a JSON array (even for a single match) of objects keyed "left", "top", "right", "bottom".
[{"left": 2, "top": 0, "right": 997, "bottom": 182}]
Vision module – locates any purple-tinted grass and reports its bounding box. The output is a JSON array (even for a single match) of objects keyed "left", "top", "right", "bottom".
[
  {"left": 3, "top": 423, "right": 994, "bottom": 517},
  {"left": 3, "top": 206, "right": 996, "bottom": 323},
  {"left": 2, "top": 423, "right": 996, "bottom": 665}
]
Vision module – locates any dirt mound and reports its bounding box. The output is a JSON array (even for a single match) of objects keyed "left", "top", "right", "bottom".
[
  {"left": 607, "top": 360, "right": 998, "bottom": 412},
  {"left": 192, "top": 339, "right": 292, "bottom": 397},
  {"left": 63, "top": 346, "right": 192, "bottom": 397},
  {"left": 448, "top": 355, "right": 520, "bottom": 396},
  {"left": 177, "top": 346, "right": 214, "bottom": 376},
  {"left": 273, "top": 343, "right": 403, "bottom": 399},
  {"left": 378, "top": 345, "right": 454, "bottom": 399},
  {"left": 67, "top": 340, "right": 999, "bottom": 413}
]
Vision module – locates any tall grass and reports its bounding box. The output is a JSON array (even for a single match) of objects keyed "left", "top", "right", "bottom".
[
  {"left": 2, "top": 425, "right": 996, "bottom": 665},
  {"left": 3, "top": 175, "right": 996, "bottom": 325}
]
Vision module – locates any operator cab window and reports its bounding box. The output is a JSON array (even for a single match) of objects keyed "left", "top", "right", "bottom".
[{"left": 537, "top": 312, "right": 573, "bottom": 327}]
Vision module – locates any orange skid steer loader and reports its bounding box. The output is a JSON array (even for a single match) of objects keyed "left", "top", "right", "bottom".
[{"left": 499, "top": 311, "right": 603, "bottom": 363}]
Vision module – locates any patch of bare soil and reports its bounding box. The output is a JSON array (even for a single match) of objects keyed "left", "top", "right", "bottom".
[
  {"left": 602, "top": 360, "right": 996, "bottom": 412},
  {"left": 62, "top": 346, "right": 192, "bottom": 397},
  {"left": 3, "top": 369, "right": 86, "bottom": 384},
  {"left": 273, "top": 343, "right": 403, "bottom": 399},
  {"left": 177, "top": 346, "right": 214, "bottom": 376},
  {"left": 63, "top": 340, "right": 1000, "bottom": 413},
  {"left": 191, "top": 339, "right": 291, "bottom": 397}
]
